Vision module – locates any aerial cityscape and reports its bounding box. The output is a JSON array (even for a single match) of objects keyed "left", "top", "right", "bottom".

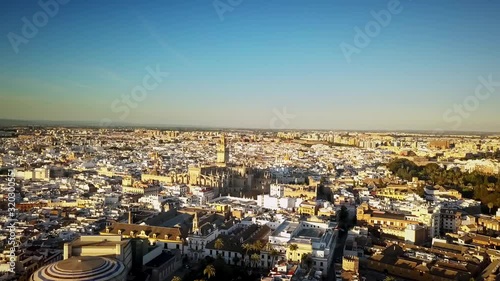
[{"left": 1, "top": 1, "right": 500, "bottom": 281}]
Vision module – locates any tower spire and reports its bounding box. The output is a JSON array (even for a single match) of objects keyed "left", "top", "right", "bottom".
[{"left": 192, "top": 212, "right": 199, "bottom": 234}]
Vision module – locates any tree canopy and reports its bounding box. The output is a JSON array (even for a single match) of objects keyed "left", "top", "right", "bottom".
[
  {"left": 203, "top": 265, "right": 216, "bottom": 279},
  {"left": 387, "top": 158, "right": 500, "bottom": 208}
]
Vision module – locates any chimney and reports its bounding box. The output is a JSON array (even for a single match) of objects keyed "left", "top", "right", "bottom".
[{"left": 128, "top": 211, "right": 133, "bottom": 224}]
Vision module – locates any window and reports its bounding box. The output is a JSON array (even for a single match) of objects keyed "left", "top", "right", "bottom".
[
  {"left": 210, "top": 250, "right": 213, "bottom": 255},
  {"left": 320, "top": 262, "right": 323, "bottom": 266}
]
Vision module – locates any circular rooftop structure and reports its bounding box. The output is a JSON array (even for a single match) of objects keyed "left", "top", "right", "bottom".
[{"left": 31, "top": 256, "right": 127, "bottom": 281}]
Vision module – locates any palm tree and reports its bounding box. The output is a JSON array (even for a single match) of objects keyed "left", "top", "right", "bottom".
[
  {"left": 242, "top": 243, "right": 253, "bottom": 266},
  {"left": 214, "top": 238, "right": 224, "bottom": 250},
  {"left": 253, "top": 240, "right": 263, "bottom": 251},
  {"left": 251, "top": 253, "right": 260, "bottom": 268},
  {"left": 203, "top": 264, "right": 216, "bottom": 279},
  {"left": 171, "top": 277, "right": 182, "bottom": 281},
  {"left": 214, "top": 238, "right": 224, "bottom": 257},
  {"left": 288, "top": 244, "right": 298, "bottom": 261},
  {"left": 488, "top": 202, "right": 494, "bottom": 214},
  {"left": 269, "top": 248, "right": 279, "bottom": 268}
]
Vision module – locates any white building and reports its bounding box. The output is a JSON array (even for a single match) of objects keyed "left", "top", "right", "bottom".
[
  {"left": 270, "top": 184, "right": 285, "bottom": 198},
  {"left": 186, "top": 213, "right": 219, "bottom": 262},
  {"left": 138, "top": 194, "right": 170, "bottom": 211},
  {"left": 257, "top": 194, "right": 296, "bottom": 210},
  {"left": 269, "top": 220, "right": 337, "bottom": 275},
  {"left": 190, "top": 187, "right": 216, "bottom": 206}
]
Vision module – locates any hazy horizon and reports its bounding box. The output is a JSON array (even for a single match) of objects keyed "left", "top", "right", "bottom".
[
  {"left": 1, "top": 0, "right": 499, "bottom": 131},
  {"left": 2, "top": 117, "right": 500, "bottom": 136}
]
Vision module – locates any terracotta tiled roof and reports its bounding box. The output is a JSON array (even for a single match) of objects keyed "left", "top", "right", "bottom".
[{"left": 105, "top": 222, "right": 186, "bottom": 241}]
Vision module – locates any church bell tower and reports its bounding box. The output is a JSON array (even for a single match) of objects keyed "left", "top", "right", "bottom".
[
  {"left": 216, "top": 134, "right": 229, "bottom": 166},
  {"left": 192, "top": 212, "right": 199, "bottom": 234}
]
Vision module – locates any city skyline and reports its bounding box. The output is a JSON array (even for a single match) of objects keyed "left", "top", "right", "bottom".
[{"left": 1, "top": 0, "right": 500, "bottom": 131}]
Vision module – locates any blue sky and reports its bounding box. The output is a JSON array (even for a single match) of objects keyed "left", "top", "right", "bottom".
[{"left": 0, "top": 0, "right": 499, "bottom": 131}]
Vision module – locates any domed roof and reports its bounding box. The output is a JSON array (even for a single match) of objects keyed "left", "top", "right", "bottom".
[{"left": 31, "top": 256, "right": 126, "bottom": 281}]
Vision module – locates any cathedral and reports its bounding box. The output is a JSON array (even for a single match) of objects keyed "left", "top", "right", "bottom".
[{"left": 141, "top": 134, "right": 264, "bottom": 196}]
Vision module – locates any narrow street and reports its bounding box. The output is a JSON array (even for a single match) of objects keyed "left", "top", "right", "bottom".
[
  {"left": 326, "top": 229, "right": 347, "bottom": 281},
  {"left": 326, "top": 206, "right": 356, "bottom": 281}
]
